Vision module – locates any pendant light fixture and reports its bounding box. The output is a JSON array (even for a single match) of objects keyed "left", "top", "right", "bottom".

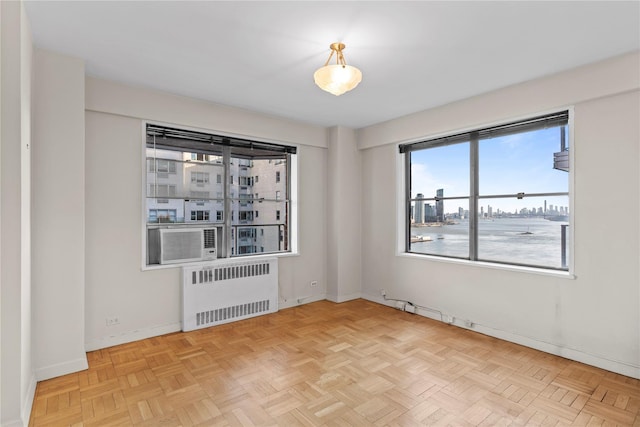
[{"left": 313, "top": 42, "right": 362, "bottom": 96}]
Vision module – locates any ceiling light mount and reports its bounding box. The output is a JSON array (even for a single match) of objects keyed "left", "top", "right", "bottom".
[{"left": 314, "top": 42, "right": 362, "bottom": 96}]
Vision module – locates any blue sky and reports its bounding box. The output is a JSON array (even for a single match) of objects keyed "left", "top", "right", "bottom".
[{"left": 410, "top": 126, "right": 569, "bottom": 213}]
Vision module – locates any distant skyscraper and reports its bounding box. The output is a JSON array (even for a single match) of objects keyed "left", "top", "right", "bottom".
[
  {"left": 436, "top": 189, "right": 444, "bottom": 222},
  {"left": 415, "top": 193, "right": 424, "bottom": 224},
  {"left": 425, "top": 203, "right": 436, "bottom": 222}
]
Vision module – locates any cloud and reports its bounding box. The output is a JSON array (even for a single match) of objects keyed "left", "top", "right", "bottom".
[{"left": 410, "top": 162, "right": 464, "bottom": 198}]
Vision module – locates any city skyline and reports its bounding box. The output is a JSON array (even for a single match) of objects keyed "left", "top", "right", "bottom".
[
  {"left": 412, "top": 191, "right": 569, "bottom": 224},
  {"left": 410, "top": 126, "right": 569, "bottom": 213}
]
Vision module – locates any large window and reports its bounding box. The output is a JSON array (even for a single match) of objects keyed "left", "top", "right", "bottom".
[
  {"left": 145, "top": 124, "right": 296, "bottom": 266},
  {"left": 401, "top": 111, "right": 570, "bottom": 270}
]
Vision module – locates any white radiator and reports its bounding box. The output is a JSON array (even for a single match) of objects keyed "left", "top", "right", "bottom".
[{"left": 182, "top": 258, "right": 278, "bottom": 332}]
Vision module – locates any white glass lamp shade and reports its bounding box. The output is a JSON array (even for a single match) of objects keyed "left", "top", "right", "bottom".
[{"left": 314, "top": 64, "right": 362, "bottom": 96}]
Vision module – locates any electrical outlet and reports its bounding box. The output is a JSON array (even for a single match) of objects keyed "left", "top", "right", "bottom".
[
  {"left": 463, "top": 319, "right": 474, "bottom": 328},
  {"left": 106, "top": 316, "right": 119, "bottom": 326},
  {"left": 380, "top": 289, "right": 386, "bottom": 297},
  {"left": 443, "top": 315, "right": 453, "bottom": 324},
  {"left": 310, "top": 280, "right": 318, "bottom": 287}
]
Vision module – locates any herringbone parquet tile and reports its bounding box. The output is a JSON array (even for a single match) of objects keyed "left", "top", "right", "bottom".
[{"left": 29, "top": 299, "right": 640, "bottom": 426}]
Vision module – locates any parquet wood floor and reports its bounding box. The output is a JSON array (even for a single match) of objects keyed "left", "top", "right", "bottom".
[{"left": 29, "top": 299, "right": 640, "bottom": 426}]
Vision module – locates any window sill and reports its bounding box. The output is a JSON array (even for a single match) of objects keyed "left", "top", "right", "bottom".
[
  {"left": 142, "top": 251, "right": 299, "bottom": 272},
  {"left": 397, "top": 252, "right": 575, "bottom": 279}
]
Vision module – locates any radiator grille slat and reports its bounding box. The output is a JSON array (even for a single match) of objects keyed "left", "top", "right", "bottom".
[
  {"left": 189, "top": 262, "right": 272, "bottom": 285},
  {"left": 196, "top": 300, "right": 270, "bottom": 327}
]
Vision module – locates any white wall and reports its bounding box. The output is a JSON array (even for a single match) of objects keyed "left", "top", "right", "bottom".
[
  {"left": 32, "top": 49, "right": 88, "bottom": 381},
  {"left": 0, "top": 2, "right": 36, "bottom": 425},
  {"left": 359, "top": 52, "right": 640, "bottom": 379},
  {"left": 327, "top": 126, "right": 362, "bottom": 302},
  {"left": 84, "top": 78, "right": 328, "bottom": 350}
]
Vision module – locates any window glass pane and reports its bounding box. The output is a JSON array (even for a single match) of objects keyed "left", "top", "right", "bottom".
[
  {"left": 477, "top": 195, "right": 569, "bottom": 269},
  {"left": 409, "top": 142, "right": 470, "bottom": 258},
  {"left": 410, "top": 142, "right": 469, "bottom": 199},
  {"left": 479, "top": 125, "right": 568, "bottom": 195},
  {"left": 247, "top": 158, "right": 287, "bottom": 201},
  {"left": 410, "top": 199, "right": 469, "bottom": 258},
  {"left": 231, "top": 200, "right": 287, "bottom": 256},
  {"left": 228, "top": 155, "right": 288, "bottom": 257},
  {"left": 146, "top": 148, "right": 223, "bottom": 224}
]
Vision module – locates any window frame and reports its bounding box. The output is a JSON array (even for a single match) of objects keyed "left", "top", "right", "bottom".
[
  {"left": 397, "top": 109, "right": 575, "bottom": 276},
  {"left": 141, "top": 121, "right": 299, "bottom": 270}
]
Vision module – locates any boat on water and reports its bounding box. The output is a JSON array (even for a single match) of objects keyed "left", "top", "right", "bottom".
[
  {"left": 519, "top": 227, "right": 533, "bottom": 235},
  {"left": 411, "top": 235, "right": 432, "bottom": 243},
  {"left": 545, "top": 215, "right": 569, "bottom": 222}
]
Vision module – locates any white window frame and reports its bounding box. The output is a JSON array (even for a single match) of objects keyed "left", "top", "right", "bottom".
[
  {"left": 141, "top": 121, "right": 299, "bottom": 270},
  {"left": 396, "top": 109, "right": 575, "bottom": 278}
]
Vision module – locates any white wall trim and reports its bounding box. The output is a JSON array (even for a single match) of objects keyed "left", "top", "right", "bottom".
[
  {"left": 278, "top": 294, "right": 326, "bottom": 310},
  {"left": 20, "top": 374, "right": 36, "bottom": 427},
  {"left": 1, "top": 375, "right": 38, "bottom": 427},
  {"left": 326, "top": 292, "right": 361, "bottom": 304},
  {"left": 84, "top": 322, "right": 181, "bottom": 352},
  {"left": 34, "top": 358, "right": 88, "bottom": 382},
  {"left": 469, "top": 322, "right": 640, "bottom": 380},
  {"left": 361, "top": 293, "right": 640, "bottom": 380}
]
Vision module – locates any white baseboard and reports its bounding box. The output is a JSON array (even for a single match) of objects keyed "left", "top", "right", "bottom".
[
  {"left": 361, "top": 293, "right": 640, "bottom": 380},
  {"left": 84, "top": 322, "right": 182, "bottom": 352},
  {"left": 1, "top": 373, "right": 37, "bottom": 427},
  {"left": 468, "top": 322, "right": 640, "bottom": 380},
  {"left": 325, "top": 292, "right": 361, "bottom": 303},
  {"left": 34, "top": 356, "right": 89, "bottom": 382},
  {"left": 20, "top": 373, "right": 37, "bottom": 427},
  {"left": 278, "top": 294, "right": 326, "bottom": 310}
]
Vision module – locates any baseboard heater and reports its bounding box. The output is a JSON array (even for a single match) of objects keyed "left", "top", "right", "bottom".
[{"left": 182, "top": 258, "right": 278, "bottom": 332}]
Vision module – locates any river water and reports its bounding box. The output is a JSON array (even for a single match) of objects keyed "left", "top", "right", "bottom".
[{"left": 410, "top": 217, "right": 569, "bottom": 269}]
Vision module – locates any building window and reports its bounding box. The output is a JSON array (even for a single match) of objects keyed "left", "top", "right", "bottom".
[
  {"left": 145, "top": 123, "right": 296, "bottom": 266},
  {"left": 239, "top": 211, "right": 254, "bottom": 222},
  {"left": 191, "top": 153, "right": 207, "bottom": 162},
  {"left": 148, "top": 159, "right": 177, "bottom": 174},
  {"left": 276, "top": 210, "right": 280, "bottom": 221},
  {"left": 190, "top": 210, "right": 210, "bottom": 221},
  {"left": 148, "top": 209, "right": 177, "bottom": 223},
  {"left": 400, "top": 111, "right": 570, "bottom": 271},
  {"left": 276, "top": 171, "right": 280, "bottom": 183},
  {"left": 148, "top": 184, "right": 177, "bottom": 198},
  {"left": 191, "top": 171, "right": 209, "bottom": 185}
]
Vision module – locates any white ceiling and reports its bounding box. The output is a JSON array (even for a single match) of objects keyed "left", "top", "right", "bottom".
[{"left": 24, "top": 1, "right": 640, "bottom": 129}]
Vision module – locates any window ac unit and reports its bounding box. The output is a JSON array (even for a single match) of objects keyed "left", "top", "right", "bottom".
[{"left": 149, "top": 227, "right": 217, "bottom": 265}]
